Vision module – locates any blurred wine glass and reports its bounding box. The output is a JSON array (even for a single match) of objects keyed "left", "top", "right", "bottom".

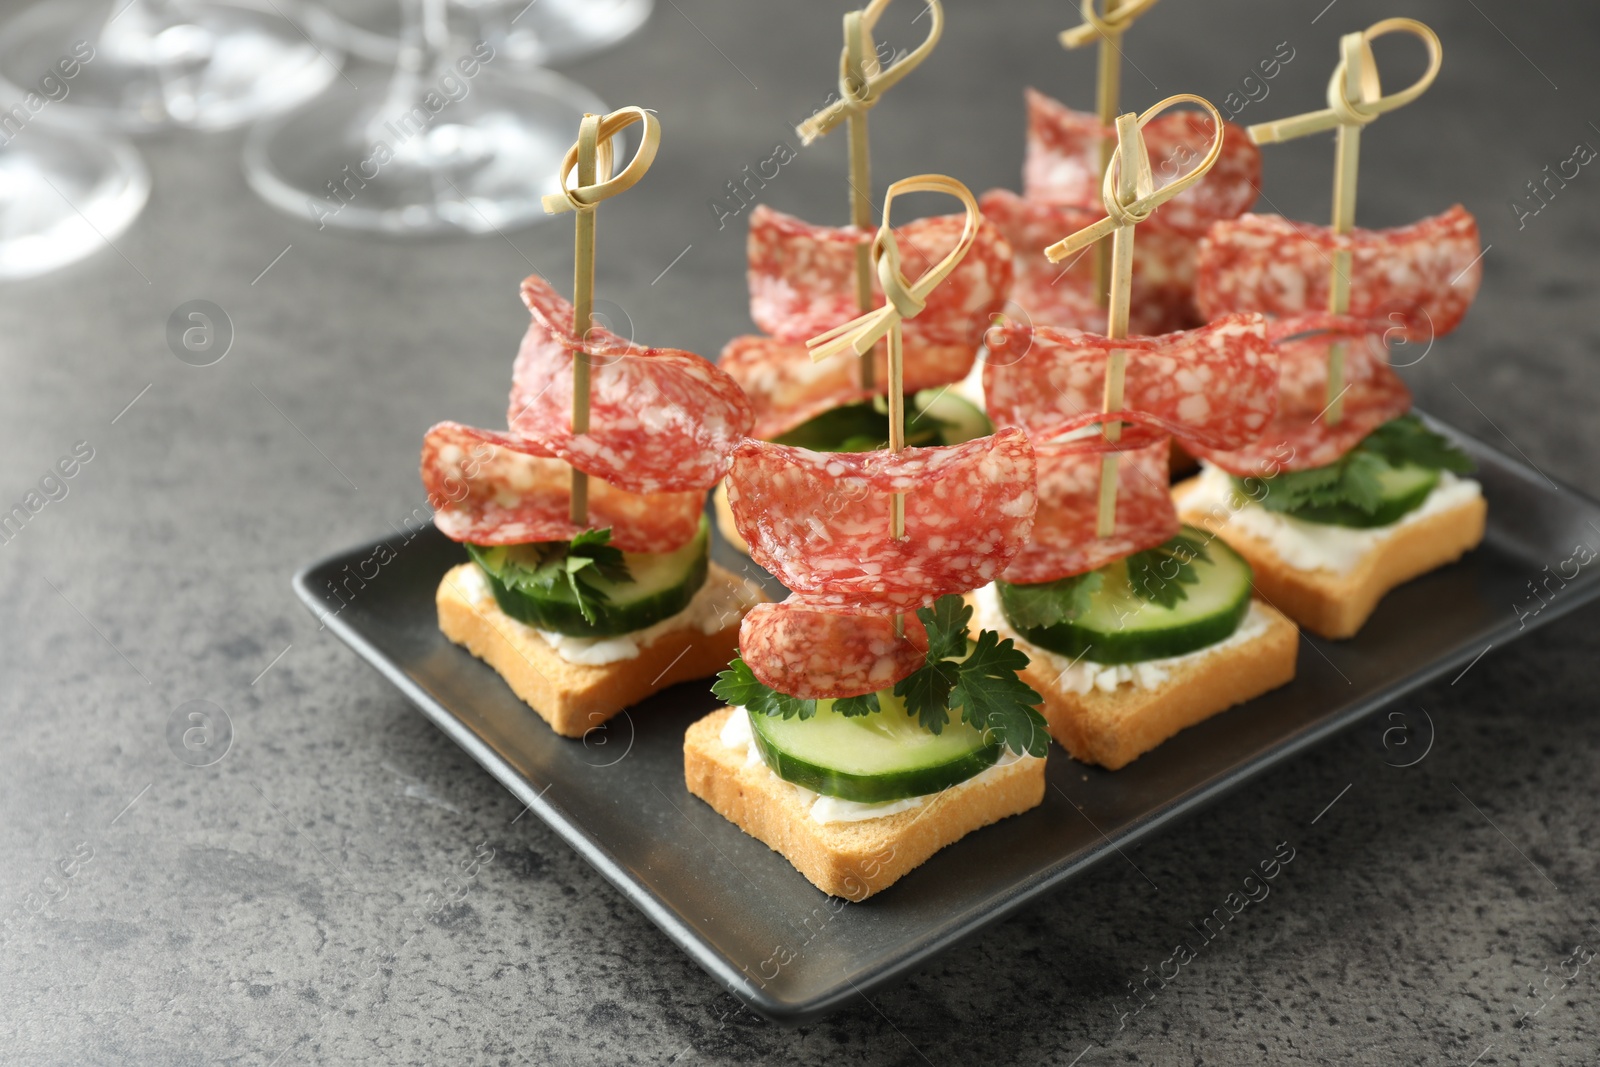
[
  {"left": 0, "top": 0, "right": 343, "bottom": 133},
  {"left": 309, "top": 0, "right": 652, "bottom": 66},
  {"left": 0, "top": 124, "right": 150, "bottom": 278},
  {"left": 243, "top": 0, "right": 611, "bottom": 235}
]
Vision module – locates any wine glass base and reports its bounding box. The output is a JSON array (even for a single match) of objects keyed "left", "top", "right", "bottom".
[
  {"left": 310, "top": 0, "right": 653, "bottom": 66},
  {"left": 242, "top": 64, "right": 607, "bottom": 236},
  {"left": 0, "top": 0, "right": 343, "bottom": 133},
  {"left": 0, "top": 126, "right": 150, "bottom": 279}
]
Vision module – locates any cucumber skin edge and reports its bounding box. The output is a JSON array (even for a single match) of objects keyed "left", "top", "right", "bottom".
[{"left": 747, "top": 714, "right": 1002, "bottom": 805}]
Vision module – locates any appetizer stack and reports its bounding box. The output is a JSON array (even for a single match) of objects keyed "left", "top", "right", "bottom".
[
  {"left": 421, "top": 108, "right": 766, "bottom": 737},
  {"left": 975, "top": 96, "right": 1296, "bottom": 770},
  {"left": 977, "top": 0, "right": 1262, "bottom": 336},
  {"left": 413, "top": 6, "right": 1489, "bottom": 901},
  {"left": 1175, "top": 19, "right": 1486, "bottom": 638},
  {"left": 712, "top": 0, "right": 1008, "bottom": 553},
  {"left": 690, "top": 177, "right": 1049, "bottom": 900}
]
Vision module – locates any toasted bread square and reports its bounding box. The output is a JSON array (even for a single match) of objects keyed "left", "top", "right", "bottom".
[
  {"left": 437, "top": 563, "right": 761, "bottom": 738},
  {"left": 1012, "top": 601, "right": 1299, "bottom": 770},
  {"left": 684, "top": 708, "right": 1045, "bottom": 900},
  {"left": 1174, "top": 479, "right": 1487, "bottom": 639}
]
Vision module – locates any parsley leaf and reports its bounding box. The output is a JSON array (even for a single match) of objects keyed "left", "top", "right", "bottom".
[
  {"left": 832, "top": 692, "right": 881, "bottom": 717},
  {"left": 710, "top": 658, "right": 818, "bottom": 720},
  {"left": 947, "top": 629, "right": 1050, "bottom": 758},
  {"left": 894, "top": 594, "right": 1049, "bottom": 756},
  {"left": 996, "top": 571, "right": 1104, "bottom": 630},
  {"left": 479, "top": 528, "right": 634, "bottom": 625},
  {"left": 1124, "top": 531, "right": 1212, "bottom": 607},
  {"left": 1241, "top": 414, "right": 1473, "bottom": 517},
  {"left": 1361, "top": 414, "right": 1475, "bottom": 474}
]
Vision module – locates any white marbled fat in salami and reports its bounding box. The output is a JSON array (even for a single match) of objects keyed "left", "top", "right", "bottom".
[
  {"left": 1194, "top": 206, "right": 1482, "bottom": 341},
  {"left": 421, "top": 421, "right": 706, "bottom": 553},
  {"left": 984, "top": 313, "right": 1277, "bottom": 452},
  {"left": 1188, "top": 314, "right": 1413, "bottom": 476},
  {"left": 745, "top": 205, "right": 1013, "bottom": 353},
  {"left": 508, "top": 274, "right": 753, "bottom": 494},
  {"left": 719, "top": 333, "right": 977, "bottom": 441},
  {"left": 739, "top": 599, "right": 929, "bottom": 699},
  {"left": 1001, "top": 437, "right": 1179, "bottom": 585},
  {"left": 725, "top": 429, "right": 1038, "bottom": 614},
  {"left": 1021, "top": 88, "right": 1262, "bottom": 236}
]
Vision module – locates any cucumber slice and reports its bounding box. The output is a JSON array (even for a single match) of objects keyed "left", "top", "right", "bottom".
[
  {"left": 748, "top": 690, "right": 1002, "bottom": 804},
  {"left": 772, "top": 390, "right": 993, "bottom": 452},
  {"left": 999, "top": 528, "right": 1253, "bottom": 664},
  {"left": 1271, "top": 464, "right": 1440, "bottom": 528},
  {"left": 466, "top": 517, "right": 710, "bottom": 637},
  {"left": 915, "top": 388, "right": 991, "bottom": 445}
]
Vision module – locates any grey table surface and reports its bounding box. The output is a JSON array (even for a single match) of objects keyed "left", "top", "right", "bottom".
[{"left": 3, "top": 0, "right": 1598, "bottom": 1063}]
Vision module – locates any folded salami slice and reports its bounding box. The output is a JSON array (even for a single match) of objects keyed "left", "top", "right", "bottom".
[
  {"left": 1022, "top": 88, "right": 1262, "bottom": 236},
  {"left": 726, "top": 429, "right": 1038, "bottom": 614},
  {"left": 1189, "top": 314, "right": 1412, "bottom": 476},
  {"left": 740, "top": 599, "right": 929, "bottom": 699},
  {"left": 985, "top": 313, "right": 1277, "bottom": 452},
  {"left": 979, "top": 189, "right": 1201, "bottom": 337},
  {"left": 421, "top": 421, "right": 705, "bottom": 552},
  {"left": 507, "top": 275, "right": 753, "bottom": 493},
  {"left": 1194, "top": 205, "right": 1482, "bottom": 341},
  {"left": 719, "top": 333, "right": 975, "bottom": 441},
  {"left": 746, "top": 204, "right": 1013, "bottom": 352},
  {"left": 1001, "top": 438, "right": 1178, "bottom": 585}
]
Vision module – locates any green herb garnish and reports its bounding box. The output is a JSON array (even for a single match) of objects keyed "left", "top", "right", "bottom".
[
  {"left": 1124, "top": 531, "right": 1211, "bottom": 608},
  {"left": 712, "top": 595, "right": 1048, "bottom": 757},
  {"left": 995, "top": 571, "right": 1104, "bottom": 630},
  {"left": 1240, "top": 414, "right": 1473, "bottom": 517},
  {"left": 893, "top": 595, "right": 1049, "bottom": 757},
  {"left": 470, "top": 528, "right": 632, "bottom": 626}
]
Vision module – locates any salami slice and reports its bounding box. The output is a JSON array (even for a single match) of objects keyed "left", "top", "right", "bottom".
[
  {"left": 740, "top": 598, "right": 929, "bottom": 699},
  {"left": 1002, "top": 437, "right": 1179, "bottom": 584},
  {"left": 508, "top": 275, "right": 754, "bottom": 493},
  {"left": 985, "top": 313, "right": 1276, "bottom": 451},
  {"left": 1022, "top": 89, "right": 1262, "bottom": 236},
  {"left": 978, "top": 189, "right": 1201, "bottom": 336},
  {"left": 726, "top": 429, "right": 1038, "bottom": 614},
  {"left": 421, "top": 421, "right": 705, "bottom": 552},
  {"left": 719, "top": 334, "right": 975, "bottom": 441},
  {"left": 746, "top": 205, "right": 1013, "bottom": 352},
  {"left": 1194, "top": 206, "right": 1482, "bottom": 341},
  {"left": 1189, "top": 314, "right": 1412, "bottom": 476}
]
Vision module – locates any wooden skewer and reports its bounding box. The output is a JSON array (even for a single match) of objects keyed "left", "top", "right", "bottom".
[
  {"left": 1245, "top": 18, "right": 1442, "bottom": 426},
  {"left": 1095, "top": 112, "right": 1152, "bottom": 537},
  {"left": 1042, "top": 95, "right": 1225, "bottom": 540},
  {"left": 541, "top": 106, "right": 663, "bottom": 526},
  {"left": 569, "top": 114, "right": 602, "bottom": 523},
  {"left": 804, "top": 175, "right": 983, "bottom": 635},
  {"left": 797, "top": 0, "right": 944, "bottom": 394},
  {"left": 844, "top": 8, "right": 877, "bottom": 390},
  {"left": 1058, "top": 0, "right": 1163, "bottom": 315}
]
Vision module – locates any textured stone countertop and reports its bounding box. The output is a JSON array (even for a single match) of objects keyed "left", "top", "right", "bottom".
[{"left": 2, "top": 0, "right": 1598, "bottom": 1063}]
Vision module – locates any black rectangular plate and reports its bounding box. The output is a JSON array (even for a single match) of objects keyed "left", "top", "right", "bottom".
[{"left": 293, "top": 420, "right": 1600, "bottom": 1022}]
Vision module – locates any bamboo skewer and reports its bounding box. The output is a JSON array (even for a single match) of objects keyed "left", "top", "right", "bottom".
[
  {"left": 1043, "top": 95, "right": 1225, "bottom": 540},
  {"left": 798, "top": 0, "right": 944, "bottom": 393},
  {"left": 1245, "top": 18, "right": 1442, "bottom": 426},
  {"left": 806, "top": 175, "right": 982, "bottom": 636},
  {"left": 541, "top": 106, "right": 662, "bottom": 526},
  {"left": 1060, "top": 0, "right": 1162, "bottom": 314}
]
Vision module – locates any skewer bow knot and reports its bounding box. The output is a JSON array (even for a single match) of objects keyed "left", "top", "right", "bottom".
[
  {"left": 541, "top": 106, "right": 661, "bottom": 215},
  {"left": 795, "top": 0, "right": 944, "bottom": 145},
  {"left": 1043, "top": 93, "right": 1225, "bottom": 263},
  {"left": 1059, "top": 0, "right": 1162, "bottom": 49},
  {"left": 1248, "top": 18, "right": 1441, "bottom": 145},
  {"left": 806, "top": 174, "right": 980, "bottom": 363}
]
